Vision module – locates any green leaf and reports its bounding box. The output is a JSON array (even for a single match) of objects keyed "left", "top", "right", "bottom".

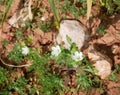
[
  {"left": 115, "top": 65, "right": 120, "bottom": 72},
  {"left": 2, "top": 0, "right": 14, "bottom": 24},
  {"left": 48, "top": 0, "right": 60, "bottom": 29},
  {"left": 109, "top": 71, "right": 118, "bottom": 82},
  {"left": 66, "top": 35, "right": 72, "bottom": 45},
  {"left": 97, "top": 25, "right": 106, "bottom": 35}
]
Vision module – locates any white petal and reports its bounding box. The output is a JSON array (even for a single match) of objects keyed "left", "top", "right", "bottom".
[
  {"left": 22, "top": 46, "right": 29, "bottom": 55},
  {"left": 51, "top": 45, "right": 61, "bottom": 56}
]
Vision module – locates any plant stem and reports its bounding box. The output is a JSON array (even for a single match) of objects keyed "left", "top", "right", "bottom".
[{"left": 48, "top": 0, "right": 60, "bottom": 29}]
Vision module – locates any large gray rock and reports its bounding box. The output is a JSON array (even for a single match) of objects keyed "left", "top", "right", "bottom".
[{"left": 56, "top": 20, "right": 89, "bottom": 49}]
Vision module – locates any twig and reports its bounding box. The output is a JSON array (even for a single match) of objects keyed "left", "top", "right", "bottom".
[{"left": 0, "top": 57, "right": 32, "bottom": 68}]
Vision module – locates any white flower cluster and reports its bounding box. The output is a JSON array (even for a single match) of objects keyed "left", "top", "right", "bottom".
[
  {"left": 51, "top": 45, "right": 61, "bottom": 57},
  {"left": 22, "top": 46, "right": 29, "bottom": 55},
  {"left": 51, "top": 45, "right": 83, "bottom": 62},
  {"left": 72, "top": 51, "right": 83, "bottom": 61}
]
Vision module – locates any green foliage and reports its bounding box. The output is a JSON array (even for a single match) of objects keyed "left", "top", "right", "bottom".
[
  {"left": 0, "top": 70, "right": 37, "bottom": 94},
  {"left": 7, "top": 44, "right": 23, "bottom": 63},
  {"left": 2, "top": 40, "right": 9, "bottom": 46},
  {"left": 27, "top": 37, "right": 100, "bottom": 94},
  {"left": 108, "top": 65, "right": 120, "bottom": 82},
  {"left": 76, "top": 73, "right": 95, "bottom": 91},
  {"left": 75, "top": 58, "right": 99, "bottom": 91},
  {"left": 113, "top": 0, "right": 120, "bottom": 12},
  {"left": 60, "top": 0, "right": 87, "bottom": 18},
  {"left": 37, "top": 19, "right": 51, "bottom": 32},
  {"left": 52, "top": 47, "right": 72, "bottom": 66},
  {"left": 100, "top": 0, "right": 120, "bottom": 14},
  {"left": 39, "top": 73, "right": 65, "bottom": 95},
  {"left": 8, "top": 77, "right": 28, "bottom": 95},
  {"left": 28, "top": 86, "right": 38, "bottom": 95},
  {"left": 25, "top": 20, "right": 31, "bottom": 28},
  {"left": 60, "top": 0, "right": 71, "bottom": 13},
  {"left": 14, "top": 30, "right": 23, "bottom": 40},
  {"left": 108, "top": 71, "right": 118, "bottom": 82},
  {"left": 0, "top": 90, "right": 9, "bottom": 95},
  {"left": 50, "top": 38, "right": 100, "bottom": 91},
  {"left": 1, "top": 32, "right": 101, "bottom": 94},
  {"left": 51, "top": 45, "right": 82, "bottom": 68},
  {"left": 28, "top": 50, "right": 65, "bottom": 95},
  {"left": 82, "top": 58, "right": 98, "bottom": 74},
  {"left": 0, "top": 67, "right": 7, "bottom": 86},
  {"left": 66, "top": 35, "right": 72, "bottom": 45},
  {"left": 97, "top": 25, "right": 106, "bottom": 35},
  {"left": 115, "top": 65, "right": 120, "bottom": 72}
]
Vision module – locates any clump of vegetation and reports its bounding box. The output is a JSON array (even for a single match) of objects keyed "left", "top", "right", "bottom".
[
  {"left": 100, "top": 0, "right": 120, "bottom": 14},
  {"left": 0, "top": 35, "right": 100, "bottom": 94},
  {"left": 109, "top": 65, "right": 120, "bottom": 82},
  {"left": 0, "top": 67, "right": 7, "bottom": 86},
  {"left": 58, "top": 0, "right": 87, "bottom": 18},
  {"left": 97, "top": 25, "right": 106, "bottom": 35}
]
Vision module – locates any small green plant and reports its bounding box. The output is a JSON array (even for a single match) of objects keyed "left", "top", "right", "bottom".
[
  {"left": 108, "top": 64, "right": 120, "bottom": 82},
  {"left": 37, "top": 19, "right": 51, "bottom": 32},
  {"left": 14, "top": 30, "right": 23, "bottom": 40},
  {"left": 26, "top": 35, "right": 100, "bottom": 94},
  {"left": 49, "top": 36, "right": 99, "bottom": 91},
  {"left": 76, "top": 73, "right": 94, "bottom": 91},
  {"left": 115, "top": 64, "right": 120, "bottom": 72},
  {"left": 60, "top": 0, "right": 87, "bottom": 18},
  {"left": 97, "top": 25, "right": 106, "bottom": 35},
  {"left": 25, "top": 20, "right": 31, "bottom": 28},
  {"left": 100, "top": 0, "right": 120, "bottom": 14},
  {"left": 7, "top": 44, "right": 29, "bottom": 63},
  {"left": 109, "top": 71, "right": 118, "bottom": 82}
]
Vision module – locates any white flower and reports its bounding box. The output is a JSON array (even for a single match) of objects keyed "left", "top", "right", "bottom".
[
  {"left": 51, "top": 45, "right": 61, "bottom": 57},
  {"left": 72, "top": 51, "right": 83, "bottom": 61},
  {"left": 40, "top": 16, "right": 45, "bottom": 21},
  {"left": 22, "top": 46, "right": 29, "bottom": 55}
]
